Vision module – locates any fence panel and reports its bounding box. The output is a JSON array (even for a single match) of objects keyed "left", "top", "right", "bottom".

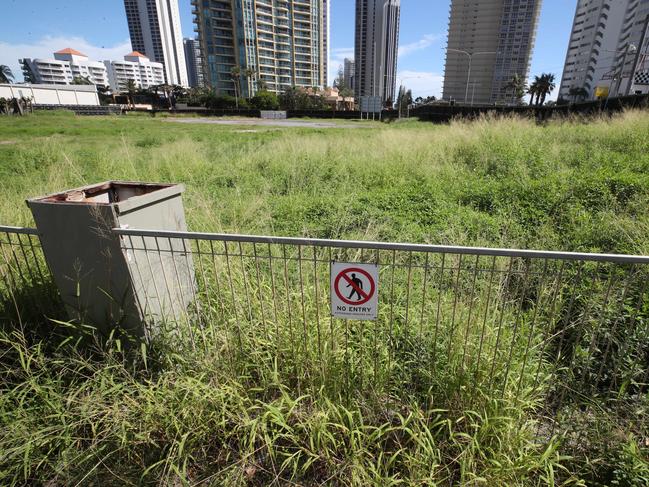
[
  {"left": 116, "top": 228, "right": 649, "bottom": 430},
  {"left": 1, "top": 223, "right": 647, "bottom": 438},
  {"left": 0, "top": 226, "right": 58, "bottom": 326}
]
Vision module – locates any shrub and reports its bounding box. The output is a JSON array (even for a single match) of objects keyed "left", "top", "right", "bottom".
[
  {"left": 203, "top": 94, "right": 238, "bottom": 110},
  {"left": 250, "top": 90, "right": 280, "bottom": 110}
]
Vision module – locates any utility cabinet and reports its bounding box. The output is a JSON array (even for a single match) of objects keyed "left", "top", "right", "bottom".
[{"left": 27, "top": 181, "right": 194, "bottom": 337}]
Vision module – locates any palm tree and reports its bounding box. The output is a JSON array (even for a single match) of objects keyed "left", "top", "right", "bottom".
[
  {"left": 504, "top": 74, "right": 526, "bottom": 105},
  {"left": 527, "top": 76, "right": 540, "bottom": 106},
  {"left": 121, "top": 79, "right": 138, "bottom": 106},
  {"left": 536, "top": 73, "right": 556, "bottom": 106},
  {"left": 568, "top": 86, "right": 589, "bottom": 103},
  {"left": 0, "top": 65, "right": 14, "bottom": 84},
  {"left": 243, "top": 67, "right": 255, "bottom": 97},
  {"left": 230, "top": 66, "right": 241, "bottom": 108},
  {"left": 257, "top": 78, "right": 268, "bottom": 91},
  {"left": 71, "top": 76, "right": 93, "bottom": 85}
]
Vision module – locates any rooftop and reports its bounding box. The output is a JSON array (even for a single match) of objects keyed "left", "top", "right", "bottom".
[
  {"left": 55, "top": 48, "right": 87, "bottom": 56},
  {"left": 125, "top": 51, "right": 147, "bottom": 58}
]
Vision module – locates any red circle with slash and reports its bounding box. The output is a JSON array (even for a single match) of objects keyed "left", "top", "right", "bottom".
[{"left": 334, "top": 267, "right": 376, "bottom": 306}]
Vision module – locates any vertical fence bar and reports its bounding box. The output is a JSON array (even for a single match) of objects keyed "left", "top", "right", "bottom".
[
  {"left": 516, "top": 258, "right": 549, "bottom": 400},
  {"left": 312, "top": 245, "right": 324, "bottom": 385},
  {"left": 431, "top": 252, "right": 446, "bottom": 374},
  {"left": 460, "top": 254, "right": 480, "bottom": 374}
]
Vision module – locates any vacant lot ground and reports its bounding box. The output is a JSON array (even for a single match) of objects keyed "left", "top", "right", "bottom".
[
  {"left": 1, "top": 111, "right": 648, "bottom": 486},
  {"left": 2, "top": 110, "right": 648, "bottom": 255}
]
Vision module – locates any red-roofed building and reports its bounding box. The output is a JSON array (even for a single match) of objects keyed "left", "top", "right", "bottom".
[
  {"left": 20, "top": 48, "right": 109, "bottom": 87},
  {"left": 103, "top": 52, "right": 165, "bottom": 91},
  {"left": 54, "top": 48, "right": 87, "bottom": 57}
]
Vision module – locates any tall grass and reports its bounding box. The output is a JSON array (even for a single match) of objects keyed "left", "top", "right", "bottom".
[{"left": 1, "top": 111, "right": 648, "bottom": 485}]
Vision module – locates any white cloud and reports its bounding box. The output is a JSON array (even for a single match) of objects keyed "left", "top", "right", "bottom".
[
  {"left": 328, "top": 47, "right": 354, "bottom": 86},
  {"left": 0, "top": 36, "right": 131, "bottom": 82},
  {"left": 398, "top": 34, "right": 442, "bottom": 58},
  {"left": 397, "top": 70, "right": 444, "bottom": 99}
]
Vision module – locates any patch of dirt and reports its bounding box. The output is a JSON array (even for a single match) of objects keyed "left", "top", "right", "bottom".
[{"left": 0, "top": 140, "right": 16, "bottom": 145}]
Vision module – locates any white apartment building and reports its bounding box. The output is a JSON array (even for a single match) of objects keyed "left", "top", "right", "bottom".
[
  {"left": 124, "top": 0, "right": 189, "bottom": 86},
  {"left": 20, "top": 48, "right": 109, "bottom": 87},
  {"left": 104, "top": 52, "right": 166, "bottom": 92},
  {"left": 559, "top": 0, "right": 649, "bottom": 100},
  {"left": 442, "top": 0, "right": 542, "bottom": 105},
  {"left": 612, "top": 0, "right": 649, "bottom": 96}
]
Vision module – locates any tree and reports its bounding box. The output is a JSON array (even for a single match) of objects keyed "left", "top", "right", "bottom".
[
  {"left": 504, "top": 74, "right": 526, "bottom": 104},
  {"left": 279, "top": 87, "right": 299, "bottom": 110},
  {"left": 121, "top": 79, "right": 138, "bottom": 106},
  {"left": 413, "top": 96, "right": 436, "bottom": 107},
  {"left": 339, "top": 87, "right": 353, "bottom": 98},
  {"left": 230, "top": 66, "right": 241, "bottom": 108},
  {"left": 334, "top": 65, "right": 345, "bottom": 89},
  {"left": 0, "top": 65, "right": 14, "bottom": 84},
  {"left": 527, "top": 76, "right": 540, "bottom": 106},
  {"left": 396, "top": 86, "right": 413, "bottom": 117},
  {"left": 96, "top": 85, "right": 112, "bottom": 105},
  {"left": 71, "top": 76, "right": 93, "bottom": 85},
  {"left": 243, "top": 67, "right": 255, "bottom": 96},
  {"left": 568, "top": 86, "right": 589, "bottom": 103},
  {"left": 536, "top": 73, "right": 556, "bottom": 106},
  {"left": 204, "top": 94, "right": 237, "bottom": 109},
  {"left": 250, "top": 90, "right": 279, "bottom": 110}
]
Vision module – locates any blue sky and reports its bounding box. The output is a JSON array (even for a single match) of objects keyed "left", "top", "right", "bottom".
[{"left": 1, "top": 0, "right": 574, "bottom": 99}]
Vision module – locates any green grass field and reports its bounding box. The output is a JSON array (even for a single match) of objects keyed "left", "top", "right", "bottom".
[{"left": 1, "top": 111, "right": 649, "bottom": 485}]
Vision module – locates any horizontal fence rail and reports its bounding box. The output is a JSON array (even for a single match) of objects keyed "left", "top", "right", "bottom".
[{"left": 115, "top": 227, "right": 649, "bottom": 437}]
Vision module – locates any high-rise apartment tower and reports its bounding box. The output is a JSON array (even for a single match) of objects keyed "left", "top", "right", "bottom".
[
  {"left": 184, "top": 38, "right": 205, "bottom": 87},
  {"left": 344, "top": 58, "right": 356, "bottom": 91},
  {"left": 124, "top": 0, "right": 189, "bottom": 86},
  {"left": 193, "top": 0, "right": 329, "bottom": 97},
  {"left": 443, "top": 0, "right": 542, "bottom": 105},
  {"left": 559, "top": 0, "right": 649, "bottom": 100},
  {"left": 354, "top": 0, "right": 401, "bottom": 103}
]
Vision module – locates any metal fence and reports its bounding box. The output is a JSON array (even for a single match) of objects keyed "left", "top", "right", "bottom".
[
  {"left": 0, "top": 226, "right": 59, "bottom": 327},
  {"left": 115, "top": 228, "right": 649, "bottom": 427},
  {"left": 2, "top": 223, "right": 648, "bottom": 435}
]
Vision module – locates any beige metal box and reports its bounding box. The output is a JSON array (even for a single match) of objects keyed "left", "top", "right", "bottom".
[{"left": 27, "top": 181, "right": 194, "bottom": 337}]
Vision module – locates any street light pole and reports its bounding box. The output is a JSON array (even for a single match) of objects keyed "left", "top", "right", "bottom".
[
  {"left": 395, "top": 75, "right": 426, "bottom": 118},
  {"left": 447, "top": 49, "right": 497, "bottom": 104}
]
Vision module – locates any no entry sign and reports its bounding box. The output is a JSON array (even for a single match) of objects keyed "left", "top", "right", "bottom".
[{"left": 331, "top": 262, "right": 379, "bottom": 320}]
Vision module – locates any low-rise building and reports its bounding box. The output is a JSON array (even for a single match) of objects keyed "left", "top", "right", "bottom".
[
  {"left": 20, "top": 48, "right": 109, "bottom": 87},
  {"left": 104, "top": 52, "right": 165, "bottom": 92}
]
